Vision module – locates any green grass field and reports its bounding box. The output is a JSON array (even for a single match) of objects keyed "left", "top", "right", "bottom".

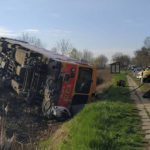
[{"left": 40, "top": 72, "right": 145, "bottom": 150}]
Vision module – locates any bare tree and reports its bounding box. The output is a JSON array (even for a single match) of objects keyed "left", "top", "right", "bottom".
[
  {"left": 57, "top": 39, "right": 72, "bottom": 56},
  {"left": 144, "top": 37, "right": 150, "bottom": 49},
  {"left": 112, "top": 52, "right": 130, "bottom": 68},
  {"left": 17, "top": 33, "right": 43, "bottom": 47},
  {"left": 82, "top": 49, "right": 94, "bottom": 64},
  {"left": 134, "top": 47, "right": 150, "bottom": 67},
  {"left": 132, "top": 36, "right": 150, "bottom": 67},
  {"left": 112, "top": 52, "right": 123, "bottom": 62},
  {"left": 70, "top": 48, "right": 83, "bottom": 60},
  {"left": 94, "top": 55, "right": 108, "bottom": 69}
]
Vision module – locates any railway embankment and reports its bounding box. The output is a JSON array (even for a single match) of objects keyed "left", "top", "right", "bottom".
[{"left": 40, "top": 71, "right": 145, "bottom": 150}]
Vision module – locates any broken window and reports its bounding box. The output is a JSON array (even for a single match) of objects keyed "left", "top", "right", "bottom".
[{"left": 75, "top": 67, "right": 92, "bottom": 93}]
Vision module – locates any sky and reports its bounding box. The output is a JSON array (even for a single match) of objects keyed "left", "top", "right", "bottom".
[{"left": 0, "top": 0, "right": 150, "bottom": 61}]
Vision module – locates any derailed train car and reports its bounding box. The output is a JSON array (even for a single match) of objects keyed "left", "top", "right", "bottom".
[{"left": 0, "top": 37, "right": 97, "bottom": 119}]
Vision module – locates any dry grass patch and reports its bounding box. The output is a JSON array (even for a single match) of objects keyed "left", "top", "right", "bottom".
[
  {"left": 96, "top": 68, "right": 112, "bottom": 94},
  {"left": 39, "top": 125, "right": 69, "bottom": 150}
]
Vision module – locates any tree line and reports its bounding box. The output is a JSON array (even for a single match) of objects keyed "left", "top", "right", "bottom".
[
  {"left": 18, "top": 33, "right": 108, "bottom": 69},
  {"left": 17, "top": 33, "right": 150, "bottom": 69},
  {"left": 132, "top": 37, "right": 150, "bottom": 67},
  {"left": 112, "top": 37, "right": 150, "bottom": 68}
]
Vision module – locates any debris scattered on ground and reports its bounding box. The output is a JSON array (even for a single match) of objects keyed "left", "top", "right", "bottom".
[
  {"left": 0, "top": 87, "right": 62, "bottom": 149},
  {"left": 117, "top": 80, "right": 126, "bottom": 87}
]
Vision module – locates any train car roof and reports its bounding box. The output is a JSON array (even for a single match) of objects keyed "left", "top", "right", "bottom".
[{"left": 0, "top": 37, "right": 92, "bottom": 66}]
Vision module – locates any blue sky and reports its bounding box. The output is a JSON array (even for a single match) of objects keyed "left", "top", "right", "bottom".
[{"left": 0, "top": 0, "right": 150, "bottom": 60}]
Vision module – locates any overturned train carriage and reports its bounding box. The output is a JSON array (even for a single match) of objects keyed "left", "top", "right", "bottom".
[{"left": 0, "top": 37, "right": 97, "bottom": 119}]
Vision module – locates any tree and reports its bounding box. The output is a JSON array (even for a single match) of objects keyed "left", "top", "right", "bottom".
[
  {"left": 144, "top": 37, "right": 150, "bottom": 49},
  {"left": 134, "top": 47, "right": 150, "bottom": 67},
  {"left": 112, "top": 52, "right": 130, "bottom": 68},
  {"left": 94, "top": 55, "right": 108, "bottom": 68},
  {"left": 17, "top": 33, "right": 43, "bottom": 47},
  {"left": 57, "top": 39, "right": 72, "bottom": 56},
  {"left": 70, "top": 48, "right": 83, "bottom": 60},
  {"left": 82, "top": 49, "right": 94, "bottom": 64},
  {"left": 132, "top": 36, "right": 150, "bottom": 67},
  {"left": 112, "top": 52, "right": 122, "bottom": 62}
]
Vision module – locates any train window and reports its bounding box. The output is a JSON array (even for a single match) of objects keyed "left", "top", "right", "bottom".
[
  {"left": 75, "top": 67, "right": 92, "bottom": 93},
  {"left": 19, "top": 68, "right": 26, "bottom": 83}
]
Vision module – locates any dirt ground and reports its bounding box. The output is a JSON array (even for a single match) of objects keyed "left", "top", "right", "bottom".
[
  {"left": 0, "top": 87, "right": 62, "bottom": 150},
  {"left": 96, "top": 68, "right": 112, "bottom": 94}
]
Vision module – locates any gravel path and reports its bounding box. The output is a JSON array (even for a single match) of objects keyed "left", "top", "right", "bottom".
[{"left": 127, "top": 75, "right": 150, "bottom": 150}]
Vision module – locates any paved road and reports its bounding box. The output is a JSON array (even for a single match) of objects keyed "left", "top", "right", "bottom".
[{"left": 127, "top": 75, "right": 150, "bottom": 150}]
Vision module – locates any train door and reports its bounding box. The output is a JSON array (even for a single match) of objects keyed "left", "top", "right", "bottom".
[{"left": 71, "top": 67, "right": 93, "bottom": 105}]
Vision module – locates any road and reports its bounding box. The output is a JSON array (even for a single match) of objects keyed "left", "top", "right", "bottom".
[{"left": 127, "top": 75, "right": 150, "bottom": 150}]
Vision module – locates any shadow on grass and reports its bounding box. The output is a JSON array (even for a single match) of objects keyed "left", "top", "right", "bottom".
[{"left": 96, "top": 85, "right": 132, "bottom": 103}]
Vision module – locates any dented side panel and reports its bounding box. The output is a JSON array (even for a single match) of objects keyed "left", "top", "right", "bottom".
[{"left": 57, "top": 63, "right": 77, "bottom": 108}]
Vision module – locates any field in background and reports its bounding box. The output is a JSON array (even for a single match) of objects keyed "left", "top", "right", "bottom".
[
  {"left": 40, "top": 72, "right": 145, "bottom": 150},
  {"left": 96, "top": 68, "right": 112, "bottom": 94}
]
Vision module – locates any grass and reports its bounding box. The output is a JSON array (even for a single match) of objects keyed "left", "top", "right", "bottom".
[{"left": 40, "top": 71, "right": 145, "bottom": 150}]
